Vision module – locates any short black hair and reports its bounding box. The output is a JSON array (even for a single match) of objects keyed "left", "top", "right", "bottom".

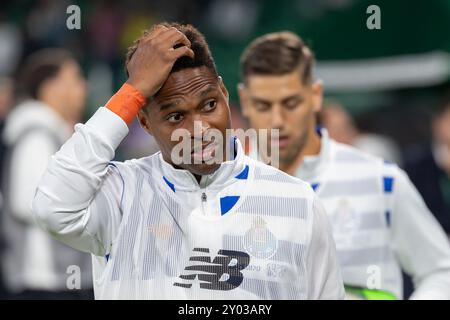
[
  {"left": 19, "top": 48, "right": 74, "bottom": 99},
  {"left": 240, "top": 31, "right": 315, "bottom": 85},
  {"left": 125, "top": 22, "right": 218, "bottom": 78}
]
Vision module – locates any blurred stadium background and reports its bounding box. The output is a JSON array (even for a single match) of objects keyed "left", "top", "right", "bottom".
[
  {"left": 0, "top": 0, "right": 450, "bottom": 157},
  {"left": 0, "top": 0, "right": 449, "bottom": 299}
]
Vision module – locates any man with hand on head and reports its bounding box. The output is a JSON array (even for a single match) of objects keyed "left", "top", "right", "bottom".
[{"left": 32, "top": 23, "right": 345, "bottom": 300}]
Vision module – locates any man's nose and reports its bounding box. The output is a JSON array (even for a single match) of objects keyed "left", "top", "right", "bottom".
[
  {"left": 270, "top": 105, "right": 284, "bottom": 130},
  {"left": 190, "top": 117, "right": 211, "bottom": 140}
]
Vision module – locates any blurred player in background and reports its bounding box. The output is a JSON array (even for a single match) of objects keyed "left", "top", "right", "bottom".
[
  {"left": 1, "top": 49, "right": 93, "bottom": 299},
  {"left": 405, "top": 94, "right": 450, "bottom": 237},
  {"left": 31, "top": 23, "right": 344, "bottom": 299},
  {"left": 238, "top": 31, "right": 450, "bottom": 299},
  {"left": 320, "top": 102, "right": 403, "bottom": 166}
]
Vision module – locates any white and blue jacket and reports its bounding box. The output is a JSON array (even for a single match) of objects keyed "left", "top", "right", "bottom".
[{"left": 32, "top": 107, "right": 345, "bottom": 300}]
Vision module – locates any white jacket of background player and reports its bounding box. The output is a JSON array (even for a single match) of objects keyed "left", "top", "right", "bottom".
[
  {"left": 32, "top": 107, "right": 345, "bottom": 300},
  {"left": 252, "top": 128, "right": 450, "bottom": 300}
]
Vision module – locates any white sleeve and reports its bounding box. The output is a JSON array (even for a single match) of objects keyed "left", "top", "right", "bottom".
[
  {"left": 9, "top": 132, "right": 56, "bottom": 224},
  {"left": 306, "top": 196, "right": 346, "bottom": 300},
  {"left": 391, "top": 168, "right": 450, "bottom": 300},
  {"left": 32, "top": 107, "right": 129, "bottom": 257}
]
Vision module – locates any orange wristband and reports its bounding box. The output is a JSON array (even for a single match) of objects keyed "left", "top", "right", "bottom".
[{"left": 105, "top": 83, "right": 146, "bottom": 125}]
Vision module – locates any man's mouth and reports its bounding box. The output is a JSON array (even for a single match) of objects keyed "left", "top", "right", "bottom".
[
  {"left": 191, "top": 142, "right": 218, "bottom": 162},
  {"left": 274, "top": 136, "right": 290, "bottom": 149}
]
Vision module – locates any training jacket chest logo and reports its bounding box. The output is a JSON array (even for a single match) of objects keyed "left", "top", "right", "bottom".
[{"left": 174, "top": 248, "right": 250, "bottom": 290}]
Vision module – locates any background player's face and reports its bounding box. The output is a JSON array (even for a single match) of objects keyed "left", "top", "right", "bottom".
[
  {"left": 239, "top": 71, "right": 322, "bottom": 165},
  {"left": 138, "top": 66, "right": 231, "bottom": 176},
  {"left": 39, "top": 60, "right": 86, "bottom": 123},
  {"left": 49, "top": 59, "right": 87, "bottom": 123}
]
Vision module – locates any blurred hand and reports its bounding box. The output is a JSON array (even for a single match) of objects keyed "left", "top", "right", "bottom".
[{"left": 126, "top": 25, "right": 194, "bottom": 98}]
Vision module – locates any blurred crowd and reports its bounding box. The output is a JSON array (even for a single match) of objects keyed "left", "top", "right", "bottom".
[{"left": 0, "top": 0, "right": 449, "bottom": 299}]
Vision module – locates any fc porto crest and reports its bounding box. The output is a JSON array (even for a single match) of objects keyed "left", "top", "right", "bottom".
[
  {"left": 331, "top": 198, "right": 362, "bottom": 247},
  {"left": 243, "top": 217, "right": 278, "bottom": 259}
]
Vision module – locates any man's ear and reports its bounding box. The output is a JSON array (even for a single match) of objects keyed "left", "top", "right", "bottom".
[
  {"left": 237, "top": 82, "right": 250, "bottom": 118},
  {"left": 218, "top": 76, "right": 229, "bottom": 103},
  {"left": 137, "top": 108, "right": 154, "bottom": 136},
  {"left": 311, "top": 79, "right": 324, "bottom": 113}
]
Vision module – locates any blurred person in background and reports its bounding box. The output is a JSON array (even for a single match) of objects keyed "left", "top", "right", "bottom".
[
  {"left": 0, "top": 77, "right": 14, "bottom": 202},
  {"left": 405, "top": 94, "right": 450, "bottom": 237},
  {"left": 1, "top": 49, "right": 93, "bottom": 299},
  {"left": 320, "top": 102, "right": 403, "bottom": 166},
  {"left": 0, "top": 76, "right": 14, "bottom": 299},
  {"left": 239, "top": 31, "right": 450, "bottom": 300}
]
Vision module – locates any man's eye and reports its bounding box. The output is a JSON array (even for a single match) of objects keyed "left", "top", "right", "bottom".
[
  {"left": 254, "top": 102, "right": 271, "bottom": 112},
  {"left": 284, "top": 99, "right": 302, "bottom": 110},
  {"left": 203, "top": 100, "right": 217, "bottom": 112},
  {"left": 167, "top": 113, "right": 184, "bottom": 123}
]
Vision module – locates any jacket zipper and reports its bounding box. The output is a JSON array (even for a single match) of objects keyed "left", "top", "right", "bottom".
[
  {"left": 201, "top": 192, "right": 207, "bottom": 216},
  {"left": 200, "top": 175, "right": 209, "bottom": 216}
]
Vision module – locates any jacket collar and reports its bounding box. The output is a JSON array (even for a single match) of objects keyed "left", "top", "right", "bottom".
[
  {"left": 295, "top": 128, "right": 333, "bottom": 181},
  {"left": 157, "top": 137, "right": 248, "bottom": 192}
]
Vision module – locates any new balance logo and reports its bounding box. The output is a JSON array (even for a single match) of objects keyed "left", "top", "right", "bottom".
[{"left": 174, "top": 248, "right": 250, "bottom": 290}]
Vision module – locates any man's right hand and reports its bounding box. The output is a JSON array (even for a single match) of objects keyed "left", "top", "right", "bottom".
[{"left": 125, "top": 25, "right": 195, "bottom": 99}]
